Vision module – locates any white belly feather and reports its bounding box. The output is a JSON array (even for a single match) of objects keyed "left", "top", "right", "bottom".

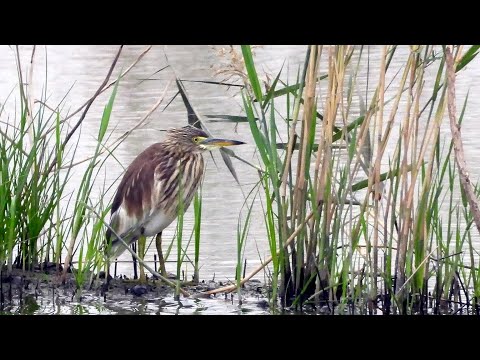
[{"left": 142, "top": 208, "right": 176, "bottom": 236}]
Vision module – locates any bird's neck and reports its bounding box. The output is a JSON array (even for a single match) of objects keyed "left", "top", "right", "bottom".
[{"left": 162, "top": 142, "right": 202, "bottom": 159}]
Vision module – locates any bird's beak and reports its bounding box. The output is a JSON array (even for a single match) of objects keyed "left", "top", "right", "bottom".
[{"left": 201, "top": 138, "right": 245, "bottom": 149}]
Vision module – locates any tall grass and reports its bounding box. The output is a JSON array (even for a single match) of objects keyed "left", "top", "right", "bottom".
[
  {"left": 3, "top": 45, "right": 480, "bottom": 316},
  {"left": 68, "top": 79, "right": 120, "bottom": 289},
  {"left": 193, "top": 187, "right": 202, "bottom": 283},
  {"left": 0, "top": 48, "right": 75, "bottom": 275},
  {"left": 0, "top": 46, "right": 160, "bottom": 291},
  {"left": 174, "top": 166, "right": 186, "bottom": 300},
  {"left": 220, "top": 44, "right": 480, "bottom": 314}
]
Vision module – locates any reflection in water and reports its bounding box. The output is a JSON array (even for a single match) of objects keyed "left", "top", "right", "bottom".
[
  {"left": 20, "top": 294, "right": 40, "bottom": 315},
  {"left": 3, "top": 293, "right": 270, "bottom": 315}
]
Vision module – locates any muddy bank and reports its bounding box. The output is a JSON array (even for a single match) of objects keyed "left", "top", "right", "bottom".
[
  {"left": 2, "top": 268, "right": 469, "bottom": 315},
  {"left": 0, "top": 268, "right": 271, "bottom": 315}
]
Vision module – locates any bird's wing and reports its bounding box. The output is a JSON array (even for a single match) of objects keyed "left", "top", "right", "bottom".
[
  {"left": 107, "top": 144, "right": 165, "bottom": 243},
  {"left": 105, "top": 143, "right": 203, "bottom": 258}
]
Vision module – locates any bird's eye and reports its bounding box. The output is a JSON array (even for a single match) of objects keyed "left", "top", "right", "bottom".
[{"left": 193, "top": 137, "right": 199, "bottom": 143}]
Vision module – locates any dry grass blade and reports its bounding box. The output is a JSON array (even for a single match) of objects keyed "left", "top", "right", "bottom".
[
  {"left": 446, "top": 46, "right": 480, "bottom": 235},
  {"left": 40, "top": 45, "right": 153, "bottom": 139},
  {"left": 54, "top": 78, "right": 173, "bottom": 172},
  {"left": 202, "top": 210, "right": 316, "bottom": 295},
  {"left": 86, "top": 206, "right": 191, "bottom": 297},
  {"left": 47, "top": 46, "right": 123, "bottom": 175},
  {"left": 372, "top": 45, "right": 387, "bottom": 300},
  {"left": 175, "top": 78, "right": 241, "bottom": 184},
  {"left": 396, "top": 246, "right": 439, "bottom": 295}
]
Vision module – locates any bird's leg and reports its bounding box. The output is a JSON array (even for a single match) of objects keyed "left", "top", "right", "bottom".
[
  {"left": 138, "top": 235, "right": 147, "bottom": 283},
  {"left": 131, "top": 242, "right": 138, "bottom": 279},
  {"left": 155, "top": 232, "right": 167, "bottom": 277}
]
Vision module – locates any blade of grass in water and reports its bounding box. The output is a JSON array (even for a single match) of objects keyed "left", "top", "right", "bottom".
[{"left": 193, "top": 187, "right": 202, "bottom": 283}]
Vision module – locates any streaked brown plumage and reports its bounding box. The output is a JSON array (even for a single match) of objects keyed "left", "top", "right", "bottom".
[{"left": 105, "top": 125, "right": 244, "bottom": 280}]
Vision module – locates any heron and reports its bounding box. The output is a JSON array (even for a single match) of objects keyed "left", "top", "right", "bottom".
[{"left": 105, "top": 125, "right": 245, "bottom": 282}]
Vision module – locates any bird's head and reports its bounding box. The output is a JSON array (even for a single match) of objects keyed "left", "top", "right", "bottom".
[{"left": 165, "top": 125, "right": 245, "bottom": 153}]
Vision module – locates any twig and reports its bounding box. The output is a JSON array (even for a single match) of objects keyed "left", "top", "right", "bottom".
[
  {"left": 49, "top": 46, "right": 123, "bottom": 176},
  {"left": 203, "top": 210, "right": 316, "bottom": 295},
  {"left": 39, "top": 45, "right": 153, "bottom": 138},
  {"left": 60, "top": 46, "right": 123, "bottom": 279},
  {"left": 396, "top": 246, "right": 438, "bottom": 295},
  {"left": 0, "top": 128, "right": 29, "bottom": 157},
  {"left": 220, "top": 147, "right": 264, "bottom": 173},
  {"left": 85, "top": 205, "right": 190, "bottom": 297},
  {"left": 109, "top": 78, "right": 173, "bottom": 144},
  {"left": 51, "top": 78, "right": 172, "bottom": 173}
]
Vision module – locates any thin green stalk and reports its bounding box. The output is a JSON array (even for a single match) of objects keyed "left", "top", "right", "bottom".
[{"left": 193, "top": 186, "right": 202, "bottom": 283}]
